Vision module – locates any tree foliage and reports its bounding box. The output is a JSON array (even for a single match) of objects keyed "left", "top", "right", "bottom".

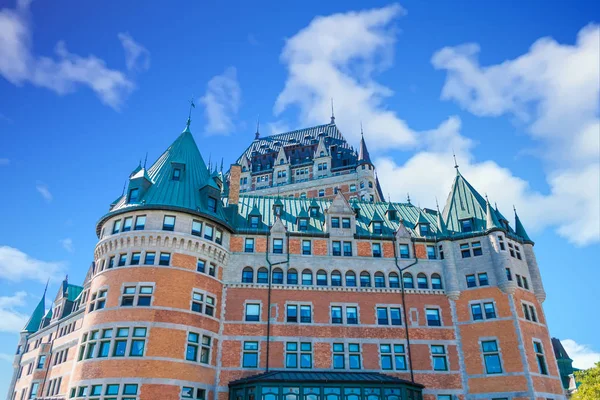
[{"left": 571, "top": 362, "right": 600, "bottom": 400}]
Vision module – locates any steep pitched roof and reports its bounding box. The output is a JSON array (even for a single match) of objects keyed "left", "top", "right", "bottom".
[
  {"left": 442, "top": 171, "right": 488, "bottom": 233},
  {"left": 551, "top": 338, "right": 572, "bottom": 361},
  {"left": 514, "top": 208, "right": 533, "bottom": 243},
  {"left": 357, "top": 133, "right": 372, "bottom": 165},
  {"left": 486, "top": 198, "right": 503, "bottom": 230},
  {"left": 23, "top": 292, "right": 46, "bottom": 333}
]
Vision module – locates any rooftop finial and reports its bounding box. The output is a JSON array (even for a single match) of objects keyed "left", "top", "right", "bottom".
[
  {"left": 43, "top": 278, "right": 49, "bottom": 297},
  {"left": 513, "top": 204, "right": 517, "bottom": 214},
  {"left": 360, "top": 121, "right": 364, "bottom": 137},
  {"left": 330, "top": 98, "right": 335, "bottom": 124},
  {"left": 143, "top": 152, "right": 148, "bottom": 169},
  {"left": 220, "top": 158, "right": 224, "bottom": 173},
  {"left": 407, "top": 192, "right": 411, "bottom": 204},
  {"left": 485, "top": 193, "right": 489, "bottom": 202},
  {"left": 208, "top": 153, "right": 212, "bottom": 171},
  {"left": 435, "top": 196, "right": 440, "bottom": 211},
  {"left": 255, "top": 115, "right": 260, "bottom": 140},
  {"left": 185, "top": 96, "right": 195, "bottom": 132},
  {"left": 453, "top": 151, "right": 459, "bottom": 171}
]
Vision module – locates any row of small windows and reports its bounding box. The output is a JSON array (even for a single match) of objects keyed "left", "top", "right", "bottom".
[
  {"left": 244, "top": 303, "right": 443, "bottom": 327},
  {"left": 69, "top": 383, "right": 139, "bottom": 399},
  {"left": 97, "top": 252, "right": 217, "bottom": 278},
  {"left": 241, "top": 267, "right": 443, "bottom": 290},
  {"left": 106, "top": 215, "right": 223, "bottom": 244}
]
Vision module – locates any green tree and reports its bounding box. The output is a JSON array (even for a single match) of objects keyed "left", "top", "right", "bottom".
[{"left": 571, "top": 362, "right": 600, "bottom": 400}]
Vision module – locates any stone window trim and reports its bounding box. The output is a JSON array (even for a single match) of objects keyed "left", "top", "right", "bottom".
[
  {"left": 88, "top": 286, "right": 109, "bottom": 313},
  {"left": 375, "top": 304, "right": 404, "bottom": 326},
  {"left": 429, "top": 344, "right": 449, "bottom": 372},
  {"left": 240, "top": 340, "right": 261, "bottom": 369},
  {"left": 77, "top": 324, "right": 149, "bottom": 362},
  {"left": 331, "top": 342, "right": 363, "bottom": 370},
  {"left": 184, "top": 329, "right": 213, "bottom": 365},
  {"left": 301, "top": 239, "right": 312, "bottom": 256},
  {"left": 284, "top": 341, "right": 313, "bottom": 369},
  {"left": 119, "top": 282, "right": 156, "bottom": 308},
  {"left": 69, "top": 382, "right": 140, "bottom": 400},
  {"left": 468, "top": 298, "right": 499, "bottom": 322},
  {"left": 477, "top": 336, "right": 505, "bottom": 375},
  {"left": 190, "top": 288, "right": 218, "bottom": 318},
  {"left": 424, "top": 305, "right": 444, "bottom": 327},
  {"left": 532, "top": 337, "right": 549, "bottom": 376},
  {"left": 285, "top": 301, "right": 314, "bottom": 324},
  {"left": 378, "top": 342, "right": 408, "bottom": 371},
  {"left": 521, "top": 300, "right": 540, "bottom": 324},
  {"left": 329, "top": 303, "right": 360, "bottom": 325},
  {"left": 243, "top": 300, "right": 264, "bottom": 323}
]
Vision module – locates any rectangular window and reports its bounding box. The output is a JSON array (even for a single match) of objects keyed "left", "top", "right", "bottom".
[
  {"left": 163, "top": 215, "right": 176, "bottom": 231},
  {"left": 380, "top": 344, "right": 407, "bottom": 370},
  {"left": 159, "top": 252, "right": 171, "bottom": 266},
  {"left": 377, "top": 307, "right": 389, "bottom": 325},
  {"left": 505, "top": 268, "right": 512, "bottom": 281},
  {"left": 300, "top": 305, "right": 312, "bottom": 323},
  {"left": 472, "top": 241, "right": 483, "bottom": 256},
  {"left": 287, "top": 305, "right": 298, "bottom": 323},
  {"left": 181, "top": 387, "right": 206, "bottom": 400},
  {"left": 431, "top": 345, "right": 448, "bottom": 371},
  {"left": 478, "top": 272, "right": 489, "bottom": 286},
  {"left": 130, "top": 252, "right": 141, "bottom": 265},
  {"left": 196, "top": 259, "right": 205, "bottom": 273},
  {"left": 285, "top": 342, "right": 312, "bottom": 369},
  {"left": 399, "top": 244, "right": 410, "bottom": 259},
  {"left": 426, "top": 245, "right": 436, "bottom": 259},
  {"left": 333, "top": 343, "right": 345, "bottom": 369},
  {"left": 346, "top": 306, "right": 358, "bottom": 324},
  {"left": 273, "top": 238, "right": 283, "bottom": 254},
  {"left": 460, "top": 219, "right": 473, "bottom": 232},
  {"left": 373, "top": 221, "right": 382, "bottom": 234},
  {"left": 122, "top": 217, "right": 133, "bottom": 232},
  {"left": 192, "top": 220, "right": 202, "bottom": 237},
  {"left": 173, "top": 168, "right": 181, "bottom": 180},
  {"left": 298, "top": 218, "right": 308, "bottom": 231},
  {"left": 134, "top": 215, "right": 146, "bottom": 230},
  {"left": 144, "top": 252, "right": 155, "bottom": 265},
  {"left": 460, "top": 243, "right": 471, "bottom": 258},
  {"left": 245, "top": 304, "right": 260, "bottom": 322},
  {"left": 28, "top": 383, "right": 39, "bottom": 400},
  {"left": 342, "top": 218, "right": 351, "bottom": 228},
  {"left": 372, "top": 243, "right": 382, "bottom": 258},
  {"left": 331, "top": 217, "right": 340, "bottom": 228},
  {"left": 332, "top": 241, "right": 341, "bottom": 256},
  {"left": 484, "top": 302, "right": 496, "bottom": 319},
  {"left": 466, "top": 274, "right": 476, "bottom": 288},
  {"left": 426, "top": 308, "right": 441, "bottom": 326},
  {"left": 331, "top": 306, "right": 342, "bottom": 324},
  {"left": 523, "top": 303, "right": 531, "bottom": 320},
  {"left": 343, "top": 241, "right": 352, "bottom": 256},
  {"left": 529, "top": 305, "right": 537, "bottom": 322},
  {"left": 498, "top": 235, "right": 506, "bottom": 250},
  {"left": 471, "top": 304, "right": 483, "bottom": 320},
  {"left": 534, "top": 341, "right": 548, "bottom": 375},
  {"left": 522, "top": 276, "right": 529, "bottom": 290},
  {"left": 482, "top": 340, "right": 502, "bottom": 374},
  {"left": 242, "top": 341, "right": 259, "bottom": 368},
  {"left": 245, "top": 238, "right": 254, "bottom": 253},
  {"left": 204, "top": 225, "right": 214, "bottom": 240},
  {"left": 36, "top": 355, "right": 46, "bottom": 369},
  {"left": 348, "top": 343, "right": 361, "bottom": 369},
  {"left": 302, "top": 240, "right": 311, "bottom": 255},
  {"left": 215, "top": 229, "right": 223, "bottom": 245},
  {"left": 250, "top": 216, "right": 259, "bottom": 229},
  {"left": 117, "top": 253, "right": 127, "bottom": 267},
  {"left": 207, "top": 197, "right": 217, "bottom": 212},
  {"left": 419, "top": 224, "right": 429, "bottom": 236},
  {"left": 112, "top": 219, "right": 122, "bottom": 234}
]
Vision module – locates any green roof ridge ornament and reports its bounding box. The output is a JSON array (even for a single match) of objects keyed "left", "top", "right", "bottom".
[
  {"left": 514, "top": 205, "right": 532, "bottom": 243},
  {"left": 183, "top": 96, "right": 195, "bottom": 134}
]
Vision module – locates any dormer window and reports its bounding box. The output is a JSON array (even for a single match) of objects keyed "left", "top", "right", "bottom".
[
  {"left": 331, "top": 217, "right": 340, "bottom": 228},
  {"left": 460, "top": 219, "right": 473, "bottom": 233},
  {"left": 298, "top": 218, "right": 308, "bottom": 231},
  {"left": 273, "top": 205, "right": 282, "bottom": 216},
  {"left": 372, "top": 221, "right": 383, "bottom": 234},
  {"left": 172, "top": 168, "right": 181, "bottom": 181},
  {"left": 320, "top": 151, "right": 325, "bottom": 157},
  {"left": 128, "top": 188, "right": 139, "bottom": 202},
  {"left": 280, "top": 159, "right": 284, "bottom": 165},
  {"left": 387, "top": 210, "right": 397, "bottom": 221},
  {"left": 419, "top": 224, "right": 430, "bottom": 236},
  {"left": 207, "top": 197, "right": 217, "bottom": 213},
  {"left": 310, "top": 207, "right": 318, "bottom": 217},
  {"left": 250, "top": 216, "right": 260, "bottom": 229},
  {"left": 342, "top": 218, "right": 351, "bottom": 229}
]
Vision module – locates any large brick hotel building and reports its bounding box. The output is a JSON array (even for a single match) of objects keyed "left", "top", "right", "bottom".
[{"left": 7, "top": 116, "right": 566, "bottom": 400}]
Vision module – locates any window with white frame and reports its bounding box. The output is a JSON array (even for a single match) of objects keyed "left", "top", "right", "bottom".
[
  {"left": 471, "top": 301, "right": 497, "bottom": 320},
  {"left": 245, "top": 303, "right": 260, "bottom": 322},
  {"left": 186, "top": 332, "right": 211, "bottom": 364},
  {"left": 285, "top": 342, "right": 312, "bottom": 369},
  {"left": 242, "top": 341, "right": 259, "bottom": 368},
  {"left": 380, "top": 344, "right": 407, "bottom": 370},
  {"left": 121, "top": 285, "right": 153, "bottom": 307},
  {"left": 522, "top": 302, "right": 538, "bottom": 322},
  {"left": 78, "top": 327, "right": 147, "bottom": 360},
  {"left": 431, "top": 345, "right": 448, "bottom": 371},
  {"left": 377, "top": 306, "right": 402, "bottom": 326},
  {"left": 70, "top": 383, "right": 139, "bottom": 400},
  {"left": 88, "top": 289, "right": 107, "bottom": 313},
  {"left": 533, "top": 340, "right": 548, "bottom": 375},
  {"left": 482, "top": 340, "right": 503, "bottom": 374},
  {"left": 191, "top": 291, "right": 215, "bottom": 316}
]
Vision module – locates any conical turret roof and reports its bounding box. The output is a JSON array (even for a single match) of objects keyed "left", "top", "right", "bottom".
[
  {"left": 23, "top": 291, "right": 46, "bottom": 333},
  {"left": 442, "top": 170, "right": 488, "bottom": 233},
  {"left": 485, "top": 198, "right": 503, "bottom": 231},
  {"left": 357, "top": 133, "right": 372, "bottom": 165},
  {"left": 514, "top": 208, "right": 532, "bottom": 243}
]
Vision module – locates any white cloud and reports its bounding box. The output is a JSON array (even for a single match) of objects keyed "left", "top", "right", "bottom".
[
  {"left": 0, "top": 246, "right": 66, "bottom": 283},
  {"left": 0, "top": 291, "right": 29, "bottom": 333},
  {"left": 60, "top": 238, "right": 74, "bottom": 253},
  {"left": 0, "top": 353, "right": 13, "bottom": 363},
  {"left": 0, "top": 158, "right": 9, "bottom": 165},
  {"left": 118, "top": 32, "right": 150, "bottom": 72},
  {"left": 0, "top": 0, "right": 137, "bottom": 109},
  {"left": 35, "top": 181, "right": 52, "bottom": 202},
  {"left": 274, "top": 4, "right": 423, "bottom": 150},
  {"left": 200, "top": 67, "right": 241, "bottom": 134},
  {"left": 562, "top": 339, "right": 600, "bottom": 370}
]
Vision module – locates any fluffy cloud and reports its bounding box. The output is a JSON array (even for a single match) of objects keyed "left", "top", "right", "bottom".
[
  {"left": 276, "top": 5, "right": 599, "bottom": 246},
  {"left": 562, "top": 339, "right": 600, "bottom": 370},
  {"left": 118, "top": 32, "right": 150, "bottom": 72},
  {"left": 0, "top": 246, "right": 66, "bottom": 283},
  {"left": 200, "top": 67, "right": 241, "bottom": 134},
  {"left": 35, "top": 181, "right": 52, "bottom": 202},
  {"left": 0, "top": 291, "right": 29, "bottom": 333},
  {"left": 60, "top": 238, "right": 74, "bottom": 253},
  {"left": 275, "top": 4, "right": 421, "bottom": 150},
  {"left": 0, "top": 0, "right": 144, "bottom": 109}
]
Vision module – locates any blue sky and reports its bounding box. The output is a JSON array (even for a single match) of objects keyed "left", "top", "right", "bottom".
[{"left": 0, "top": 0, "right": 598, "bottom": 394}]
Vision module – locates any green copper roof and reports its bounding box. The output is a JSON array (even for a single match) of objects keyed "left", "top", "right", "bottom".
[
  {"left": 66, "top": 284, "right": 83, "bottom": 302},
  {"left": 233, "top": 195, "right": 439, "bottom": 236},
  {"left": 442, "top": 171, "right": 489, "bottom": 233},
  {"left": 98, "top": 121, "right": 229, "bottom": 233},
  {"left": 514, "top": 209, "right": 532, "bottom": 243},
  {"left": 485, "top": 199, "right": 503, "bottom": 230},
  {"left": 413, "top": 209, "right": 430, "bottom": 228},
  {"left": 23, "top": 293, "right": 46, "bottom": 333}
]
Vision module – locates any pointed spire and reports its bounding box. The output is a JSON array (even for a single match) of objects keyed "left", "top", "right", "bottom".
[
  {"left": 514, "top": 206, "right": 532, "bottom": 243},
  {"left": 23, "top": 288, "right": 47, "bottom": 333},
  {"left": 144, "top": 152, "right": 148, "bottom": 169},
  {"left": 255, "top": 115, "right": 260, "bottom": 140},
  {"left": 357, "top": 127, "right": 372, "bottom": 165},
  {"left": 208, "top": 153, "right": 212, "bottom": 171},
  {"left": 407, "top": 193, "right": 411, "bottom": 204},
  {"left": 435, "top": 198, "right": 447, "bottom": 235},
  {"left": 330, "top": 98, "right": 335, "bottom": 124},
  {"left": 360, "top": 121, "right": 364, "bottom": 137},
  {"left": 453, "top": 152, "right": 460, "bottom": 174},
  {"left": 220, "top": 158, "right": 224, "bottom": 173},
  {"left": 485, "top": 195, "right": 502, "bottom": 230}
]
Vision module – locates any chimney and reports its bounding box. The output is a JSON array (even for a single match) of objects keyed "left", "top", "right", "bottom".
[{"left": 229, "top": 164, "right": 241, "bottom": 206}]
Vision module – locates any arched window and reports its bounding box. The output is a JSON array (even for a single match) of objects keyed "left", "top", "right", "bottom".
[
  {"left": 287, "top": 269, "right": 298, "bottom": 285},
  {"left": 403, "top": 272, "right": 414, "bottom": 289},
  {"left": 272, "top": 268, "right": 284, "bottom": 284},
  {"left": 346, "top": 271, "right": 356, "bottom": 287},
  {"left": 257, "top": 267, "right": 269, "bottom": 284},
  {"left": 317, "top": 270, "right": 328, "bottom": 286},
  {"left": 417, "top": 273, "right": 428, "bottom": 289},
  {"left": 389, "top": 272, "right": 400, "bottom": 288},
  {"left": 374, "top": 272, "right": 386, "bottom": 288},
  {"left": 431, "top": 273, "right": 443, "bottom": 289},
  {"left": 300, "top": 192, "right": 307, "bottom": 199},
  {"left": 242, "top": 267, "right": 254, "bottom": 283},
  {"left": 368, "top": 181, "right": 373, "bottom": 188},
  {"left": 331, "top": 270, "right": 342, "bottom": 287},
  {"left": 302, "top": 269, "right": 313, "bottom": 285},
  {"left": 360, "top": 271, "right": 371, "bottom": 287},
  {"left": 360, "top": 181, "right": 365, "bottom": 189}
]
